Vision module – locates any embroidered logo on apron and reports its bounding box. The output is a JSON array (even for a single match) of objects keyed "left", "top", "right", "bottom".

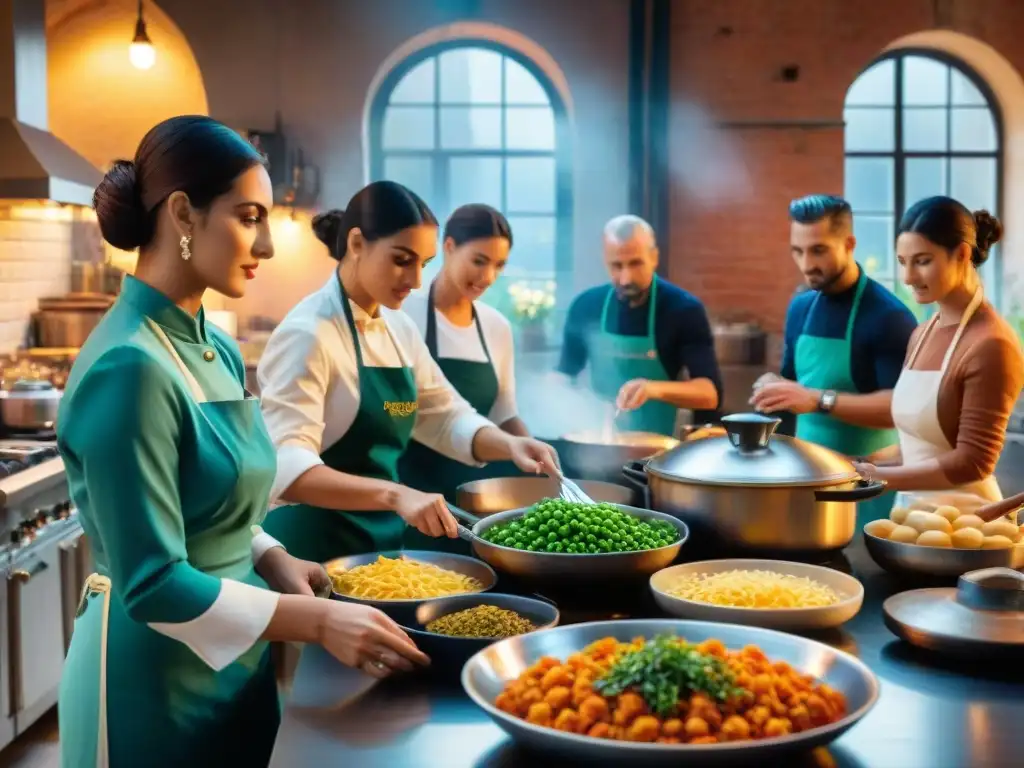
[{"left": 383, "top": 400, "right": 419, "bottom": 418}]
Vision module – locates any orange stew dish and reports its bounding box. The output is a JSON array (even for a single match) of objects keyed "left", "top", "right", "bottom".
[{"left": 494, "top": 635, "right": 848, "bottom": 745}]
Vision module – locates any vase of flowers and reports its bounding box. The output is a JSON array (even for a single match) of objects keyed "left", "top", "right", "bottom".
[{"left": 508, "top": 280, "right": 556, "bottom": 352}]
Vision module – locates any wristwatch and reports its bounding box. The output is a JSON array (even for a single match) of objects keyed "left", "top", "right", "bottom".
[{"left": 817, "top": 389, "right": 837, "bottom": 414}]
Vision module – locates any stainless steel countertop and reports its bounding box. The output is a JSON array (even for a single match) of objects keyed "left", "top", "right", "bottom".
[{"left": 269, "top": 538, "right": 1024, "bottom": 768}]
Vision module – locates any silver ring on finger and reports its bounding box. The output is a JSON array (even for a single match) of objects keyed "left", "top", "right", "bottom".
[{"left": 362, "top": 659, "right": 388, "bottom": 673}]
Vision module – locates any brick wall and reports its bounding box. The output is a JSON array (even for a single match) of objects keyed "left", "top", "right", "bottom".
[
  {"left": 0, "top": 208, "right": 100, "bottom": 353},
  {"left": 666, "top": 0, "right": 1024, "bottom": 335}
]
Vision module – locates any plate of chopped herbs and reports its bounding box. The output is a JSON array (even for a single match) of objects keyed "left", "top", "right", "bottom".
[{"left": 461, "top": 619, "right": 879, "bottom": 763}]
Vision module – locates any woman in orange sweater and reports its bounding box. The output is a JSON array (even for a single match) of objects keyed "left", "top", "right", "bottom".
[{"left": 836, "top": 197, "right": 1024, "bottom": 514}]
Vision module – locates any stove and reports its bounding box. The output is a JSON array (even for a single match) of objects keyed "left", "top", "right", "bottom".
[{"left": 0, "top": 433, "right": 86, "bottom": 755}]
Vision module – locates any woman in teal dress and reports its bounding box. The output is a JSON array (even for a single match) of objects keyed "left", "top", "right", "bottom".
[
  {"left": 58, "top": 117, "right": 427, "bottom": 768},
  {"left": 258, "top": 182, "right": 561, "bottom": 564},
  {"left": 397, "top": 205, "right": 533, "bottom": 554}
]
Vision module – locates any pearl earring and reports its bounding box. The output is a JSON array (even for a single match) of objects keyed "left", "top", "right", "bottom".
[{"left": 180, "top": 234, "right": 192, "bottom": 261}]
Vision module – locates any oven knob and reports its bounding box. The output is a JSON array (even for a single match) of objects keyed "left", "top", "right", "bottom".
[
  {"left": 51, "top": 502, "right": 69, "bottom": 520},
  {"left": 17, "top": 521, "right": 36, "bottom": 541},
  {"left": 35, "top": 508, "right": 51, "bottom": 525},
  {"left": 10, "top": 529, "right": 22, "bottom": 545}
]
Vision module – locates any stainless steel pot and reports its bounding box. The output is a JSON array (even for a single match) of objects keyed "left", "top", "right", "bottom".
[
  {"left": 34, "top": 295, "right": 115, "bottom": 349},
  {"left": 0, "top": 380, "right": 62, "bottom": 431},
  {"left": 621, "top": 412, "right": 886, "bottom": 553},
  {"left": 556, "top": 426, "right": 721, "bottom": 482}
]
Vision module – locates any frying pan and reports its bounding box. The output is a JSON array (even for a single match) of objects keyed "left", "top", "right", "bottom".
[{"left": 448, "top": 502, "right": 689, "bottom": 580}]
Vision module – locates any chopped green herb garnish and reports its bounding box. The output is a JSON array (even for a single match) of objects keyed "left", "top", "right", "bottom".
[{"left": 594, "top": 635, "right": 745, "bottom": 718}]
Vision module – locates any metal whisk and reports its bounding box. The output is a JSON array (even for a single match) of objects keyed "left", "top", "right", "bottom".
[{"left": 558, "top": 475, "right": 596, "bottom": 505}]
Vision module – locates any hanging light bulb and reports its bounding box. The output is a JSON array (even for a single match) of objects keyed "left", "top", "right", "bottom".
[{"left": 129, "top": 0, "right": 155, "bottom": 70}]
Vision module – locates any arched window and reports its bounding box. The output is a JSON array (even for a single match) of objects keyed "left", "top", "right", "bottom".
[
  {"left": 844, "top": 50, "right": 1003, "bottom": 313},
  {"left": 368, "top": 41, "right": 571, "bottom": 289}
]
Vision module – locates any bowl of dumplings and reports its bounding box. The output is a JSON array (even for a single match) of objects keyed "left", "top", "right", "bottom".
[{"left": 863, "top": 498, "right": 1024, "bottom": 577}]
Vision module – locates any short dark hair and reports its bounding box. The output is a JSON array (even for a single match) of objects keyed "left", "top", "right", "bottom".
[
  {"left": 788, "top": 194, "right": 853, "bottom": 233},
  {"left": 898, "top": 195, "right": 1003, "bottom": 267},
  {"left": 93, "top": 115, "right": 267, "bottom": 251},
  {"left": 312, "top": 181, "right": 437, "bottom": 261},
  {"left": 443, "top": 204, "right": 513, "bottom": 248}
]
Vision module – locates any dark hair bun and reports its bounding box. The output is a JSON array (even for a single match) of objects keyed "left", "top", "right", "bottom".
[
  {"left": 93, "top": 160, "right": 149, "bottom": 251},
  {"left": 312, "top": 209, "right": 345, "bottom": 259},
  {"left": 973, "top": 210, "right": 1003, "bottom": 263}
]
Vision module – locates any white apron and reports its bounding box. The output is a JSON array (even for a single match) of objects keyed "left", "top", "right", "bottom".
[{"left": 890, "top": 288, "right": 1007, "bottom": 518}]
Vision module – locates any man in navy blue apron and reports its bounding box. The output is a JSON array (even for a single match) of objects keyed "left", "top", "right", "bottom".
[
  {"left": 557, "top": 215, "right": 723, "bottom": 437},
  {"left": 752, "top": 195, "right": 918, "bottom": 524}
]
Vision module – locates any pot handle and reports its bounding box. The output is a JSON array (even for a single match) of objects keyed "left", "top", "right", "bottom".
[
  {"left": 621, "top": 460, "right": 650, "bottom": 489},
  {"left": 814, "top": 479, "right": 887, "bottom": 502},
  {"left": 446, "top": 504, "right": 483, "bottom": 526}
]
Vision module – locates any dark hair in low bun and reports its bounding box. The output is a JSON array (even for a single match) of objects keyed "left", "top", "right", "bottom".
[
  {"left": 444, "top": 204, "right": 513, "bottom": 248},
  {"left": 898, "top": 195, "right": 1003, "bottom": 268},
  {"left": 314, "top": 181, "right": 436, "bottom": 261},
  {"left": 973, "top": 210, "right": 1003, "bottom": 263},
  {"left": 93, "top": 160, "right": 148, "bottom": 251},
  {"left": 312, "top": 209, "right": 345, "bottom": 251},
  {"left": 93, "top": 115, "right": 266, "bottom": 251}
]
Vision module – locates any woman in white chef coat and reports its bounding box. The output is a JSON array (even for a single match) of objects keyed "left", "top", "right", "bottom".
[
  {"left": 258, "top": 182, "right": 560, "bottom": 563},
  {"left": 398, "top": 204, "right": 529, "bottom": 551},
  {"left": 812, "top": 196, "right": 1024, "bottom": 519}
]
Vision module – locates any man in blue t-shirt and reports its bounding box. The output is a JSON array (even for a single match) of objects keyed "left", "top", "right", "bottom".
[
  {"left": 557, "top": 215, "right": 723, "bottom": 435},
  {"left": 751, "top": 195, "right": 917, "bottom": 520}
]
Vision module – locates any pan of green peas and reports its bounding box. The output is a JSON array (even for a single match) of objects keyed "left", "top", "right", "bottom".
[{"left": 447, "top": 499, "right": 689, "bottom": 579}]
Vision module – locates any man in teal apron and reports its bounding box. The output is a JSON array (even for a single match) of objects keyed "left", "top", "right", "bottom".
[
  {"left": 397, "top": 281, "right": 521, "bottom": 554},
  {"left": 557, "top": 215, "right": 723, "bottom": 437},
  {"left": 752, "top": 195, "right": 918, "bottom": 525},
  {"left": 263, "top": 275, "right": 420, "bottom": 564}
]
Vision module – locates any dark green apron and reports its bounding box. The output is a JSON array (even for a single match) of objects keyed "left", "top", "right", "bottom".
[
  {"left": 398, "top": 282, "right": 521, "bottom": 553},
  {"left": 794, "top": 269, "right": 897, "bottom": 525},
  {"left": 589, "top": 276, "right": 678, "bottom": 436},
  {"left": 262, "top": 274, "right": 418, "bottom": 563}
]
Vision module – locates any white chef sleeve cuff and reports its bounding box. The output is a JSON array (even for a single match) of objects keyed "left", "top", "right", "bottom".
[
  {"left": 148, "top": 578, "right": 279, "bottom": 671},
  {"left": 450, "top": 412, "right": 493, "bottom": 467},
  {"left": 272, "top": 444, "right": 325, "bottom": 503},
  {"left": 251, "top": 526, "right": 285, "bottom": 564}
]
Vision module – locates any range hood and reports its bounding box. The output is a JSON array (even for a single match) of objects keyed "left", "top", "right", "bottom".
[{"left": 0, "top": 0, "right": 103, "bottom": 207}]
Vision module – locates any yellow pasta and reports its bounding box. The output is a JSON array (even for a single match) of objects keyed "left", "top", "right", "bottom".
[
  {"left": 663, "top": 570, "right": 840, "bottom": 609},
  {"left": 328, "top": 555, "right": 483, "bottom": 600}
]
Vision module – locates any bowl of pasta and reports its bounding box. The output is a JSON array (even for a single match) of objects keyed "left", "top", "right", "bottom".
[
  {"left": 648, "top": 560, "right": 864, "bottom": 631},
  {"left": 325, "top": 551, "right": 498, "bottom": 623},
  {"left": 461, "top": 619, "right": 879, "bottom": 765}
]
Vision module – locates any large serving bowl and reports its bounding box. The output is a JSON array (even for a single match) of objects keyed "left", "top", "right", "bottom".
[
  {"left": 649, "top": 559, "right": 865, "bottom": 631},
  {"left": 326, "top": 550, "right": 498, "bottom": 624},
  {"left": 864, "top": 531, "right": 1024, "bottom": 578},
  {"left": 462, "top": 619, "right": 879, "bottom": 766},
  {"left": 622, "top": 413, "right": 885, "bottom": 554}
]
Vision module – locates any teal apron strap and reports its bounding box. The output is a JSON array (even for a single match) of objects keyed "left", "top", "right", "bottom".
[{"left": 598, "top": 277, "right": 659, "bottom": 355}]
